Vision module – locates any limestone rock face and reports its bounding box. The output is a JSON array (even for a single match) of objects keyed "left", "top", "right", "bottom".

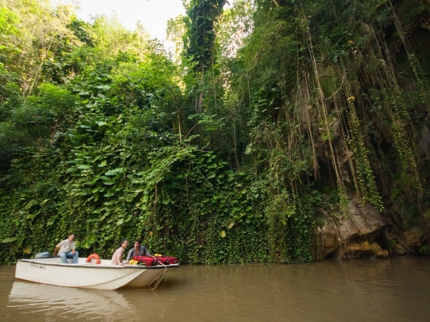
[
  {"left": 382, "top": 227, "right": 411, "bottom": 255},
  {"left": 403, "top": 226, "right": 425, "bottom": 247},
  {"left": 319, "top": 198, "right": 388, "bottom": 259}
]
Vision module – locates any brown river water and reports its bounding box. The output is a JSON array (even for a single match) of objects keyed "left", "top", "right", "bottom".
[{"left": 0, "top": 256, "right": 429, "bottom": 322}]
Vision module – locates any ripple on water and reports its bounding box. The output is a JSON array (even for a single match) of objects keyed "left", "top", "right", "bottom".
[
  {"left": 1, "top": 257, "right": 430, "bottom": 321},
  {"left": 6, "top": 281, "right": 137, "bottom": 321}
]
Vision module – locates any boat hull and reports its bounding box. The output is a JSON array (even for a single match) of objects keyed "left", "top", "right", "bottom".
[{"left": 15, "top": 258, "right": 178, "bottom": 290}]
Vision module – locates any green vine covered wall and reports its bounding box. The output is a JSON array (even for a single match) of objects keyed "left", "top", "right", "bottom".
[{"left": 0, "top": 0, "right": 429, "bottom": 263}]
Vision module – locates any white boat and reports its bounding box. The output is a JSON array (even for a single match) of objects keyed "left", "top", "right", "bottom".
[{"left": 15, "top": 257, "right": 179, "bottom": 290}]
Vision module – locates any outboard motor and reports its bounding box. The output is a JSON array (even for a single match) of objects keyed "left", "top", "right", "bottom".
[{"left": 34, "top": 252, "right": 51, "bottom": 259}]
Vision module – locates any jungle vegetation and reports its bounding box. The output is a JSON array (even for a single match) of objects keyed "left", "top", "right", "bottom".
[{"left": 0, "top": 0, "right": 429, "bottom": 264}]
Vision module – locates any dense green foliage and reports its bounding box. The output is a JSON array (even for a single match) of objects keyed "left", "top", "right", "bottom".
[
  {"left": 0, "top": 0, "right": 429, "bottom": 264},
  {"left": 184, "top": 0, "right": 226, "bottom": 73}
]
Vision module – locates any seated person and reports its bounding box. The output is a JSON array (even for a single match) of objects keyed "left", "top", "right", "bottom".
[
  {"left": 53, "top": 234, "right": 78, "bottom": 264},
  {"left": 111, "top": 239, "right": 128, "bottom": 266},
  {"left": 126, "top": 239, "right": 151, "bottom": 263}
]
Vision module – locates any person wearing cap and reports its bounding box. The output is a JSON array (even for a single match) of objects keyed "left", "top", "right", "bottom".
[{"left": 53, "top": 234, "right": 78, "bottom": 264}]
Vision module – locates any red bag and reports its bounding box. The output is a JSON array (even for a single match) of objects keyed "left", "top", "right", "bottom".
[
  {"left": 154, "top": 256, "right": 179, "bottom": 265},
  {"left": 133, "top": 256, "right": 157, "bottom": 266}
]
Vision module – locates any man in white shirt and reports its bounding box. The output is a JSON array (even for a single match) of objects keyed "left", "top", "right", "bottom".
[{"left": 53, "top": 234, "right": 78, "bottom": 264}]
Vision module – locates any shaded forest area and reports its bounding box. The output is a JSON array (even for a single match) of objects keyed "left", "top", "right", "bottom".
[{"left": 0, "top": 0, "right": 429, "bottom": 264}]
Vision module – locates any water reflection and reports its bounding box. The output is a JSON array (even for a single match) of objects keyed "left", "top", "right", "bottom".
[
  {"left": 1, "top": 257, "right": 430, "bottom": 321},
  {"left": 8, "top": 281, "right": 139, "bottom": 321}
]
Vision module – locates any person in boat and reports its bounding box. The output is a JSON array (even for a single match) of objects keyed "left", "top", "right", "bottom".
[
  {"left": 111, "top": 239, "right": 129, "bottom": 266},
  {"left": 126, "top": 239, "right": 152, "bottom": 263},
  {"left": 53, "top": 234, "right": 78, "bottom": 264}
]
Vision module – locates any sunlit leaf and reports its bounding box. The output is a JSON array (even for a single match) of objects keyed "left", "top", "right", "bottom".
[{"left": 2, "top": 237, "right": 17, "bottom": 243}]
